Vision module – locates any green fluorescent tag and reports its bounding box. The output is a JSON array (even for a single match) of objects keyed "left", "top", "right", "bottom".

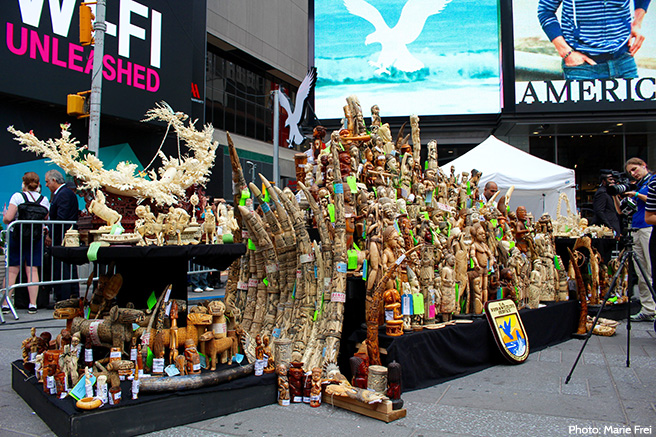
[
  {"left": 147, "top": 291, "right": 157, "bottom": 310},
  {"left": 413, "top": 293, "right": 424, "bottom": 314},
  {"left": 263, "top": 277, "right": 269, "bottom": 286},
  {"left": 146, "top": 347, "right": 154, "bottom": 369},
  {"left": 110, "top": 223, "right": 124, "bottom": 235},
  {"left": 346, "top": 175, "right": 358, "bottom": 193},
  {"left": 348, "top": 249, "right": 358, "bottom": 270},
  {"left": 328, "top": 204, "right": 335, "bottom": 222},
  {"left": 87, "top": 242, "right": 102, "bottom": 262},
  {"left": 248, "top": 238, "right": 256, "bottom": 250},
  {"left": 239, "top": 188, "right": 250, "bottom": 206}
]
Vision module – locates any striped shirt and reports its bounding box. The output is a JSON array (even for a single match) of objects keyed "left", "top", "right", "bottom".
[
  {"left": 646, "top": 178, "right": 656, "bottom": 213},
  {"left": 538, "top": 0, "right": 651, "bottom": 56}
]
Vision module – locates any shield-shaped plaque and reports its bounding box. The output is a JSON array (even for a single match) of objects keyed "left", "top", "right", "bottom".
[{"left": 485, "top": 299, "right": 529, "bottom": 364}]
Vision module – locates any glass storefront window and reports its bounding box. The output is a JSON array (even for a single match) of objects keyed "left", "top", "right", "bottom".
[{"left": 205, "top": 47, "right": 299, "bottom": 147}]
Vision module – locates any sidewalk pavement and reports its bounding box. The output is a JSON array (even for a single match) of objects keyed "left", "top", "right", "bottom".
[{"left": 1, "top": 302, "right": 654, "bottom": 437}]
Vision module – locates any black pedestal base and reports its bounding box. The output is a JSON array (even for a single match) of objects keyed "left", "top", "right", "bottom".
[{"left": 12, "top": 361, "right": 276, "bottom": 437}]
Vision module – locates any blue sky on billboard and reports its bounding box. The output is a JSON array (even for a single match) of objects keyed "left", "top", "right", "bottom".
[{"left": 314, "top": 0, "right": 502, "bottom": 120}]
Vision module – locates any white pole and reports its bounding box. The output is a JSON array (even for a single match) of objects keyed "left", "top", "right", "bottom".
[
  {"left": 273, "top": 89, "right": 280, "bottom": 187},
  {"left": 88, "top": 0, "right": 106, "bottom": 155}
]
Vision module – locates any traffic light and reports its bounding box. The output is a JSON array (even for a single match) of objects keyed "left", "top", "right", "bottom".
[
  {"left": 67, "top": 91, "right": 90, "bottom": 118},
  {"left": 79, "top": 4, "right": 95, "bottom": 46}
]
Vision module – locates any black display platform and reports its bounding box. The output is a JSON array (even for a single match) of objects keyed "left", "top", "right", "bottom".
[
  {"left": 588, "top": 300, "right": 640, "bottom": 321},
  {"left": 50, "top": 244, "right": 246, "bottom": 308},
  {"left": 12, "top": 361, "right": 275, "bottom": 437},
  {"left": 348, "top": 300, "right": 579, "bottom": 392}
]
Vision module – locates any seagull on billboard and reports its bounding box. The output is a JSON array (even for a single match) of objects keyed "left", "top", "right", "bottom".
[
  {"left": 279, "top": 69, "right": 316, "bottom": 147},
  {"left": 344, "top": 0, "right": 452, "bottom": 74}
]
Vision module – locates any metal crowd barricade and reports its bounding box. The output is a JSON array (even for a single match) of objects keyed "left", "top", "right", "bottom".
[
  {"left": 0, "top": 219, "right": 91, "bottom": 323},
  {"left": 1, "top": 219, "right": 222, "bottom": 323}
]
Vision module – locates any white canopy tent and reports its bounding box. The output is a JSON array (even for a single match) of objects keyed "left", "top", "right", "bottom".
[{"left": 441, "top": 135, "right": 577, "bottom": 219}]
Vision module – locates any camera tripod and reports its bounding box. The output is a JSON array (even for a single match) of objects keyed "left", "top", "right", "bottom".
[{"left": 565, "top": 225, "right": 656, "bottom": 384}]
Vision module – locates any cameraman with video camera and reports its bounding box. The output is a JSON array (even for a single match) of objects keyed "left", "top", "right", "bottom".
[
  {"left": 620, "top": 158, "right": 656, "bottom": 322},
  {"left": 593, "top": 171, "right": 622, "bottom": 237}
]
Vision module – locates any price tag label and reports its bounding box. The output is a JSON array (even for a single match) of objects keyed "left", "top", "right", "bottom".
[
  {"left": 110, "top": 350, "right": 121, "bottom": 360},
  {"left": 193, "top": 363, "right": 201, "bottom": 371},
  {"left": 248, "top": 278, "right": 259, "bottom": 287},
  {"left": 336, "top": 262, "right": 347, "bottom": 273},
  {"left": 242, "top": 230, "right": 249, "bottom": 238},
  {"left": 266, "top": 263, "right": 279, "bottom": 273},
  {"left": 153, "top": 358, "right": 165, "bottom": 373},
  {"left": 331, "top": 292, "right": 346, "bottom": 303},
  {"left": 165, "top": 365, "right": 180, "bottom": 377},
  {"left": 401, "top": 294, "right": 413, "bottom": 315},
  {"left": 213, "top": 322, "right": 227, "bottom": 334},
  {"left": 237, "top": 281, "right": 248, "bottom": 290},
  {"left": 297, "top": 269, "right": 302, "bottom": 279},
  {"left": 300, "top": 253, "right": 314, "bottom": 263},
  {"left": 130, "top": 348, "right": 137, "bottom": 361},
  {"left": 395, "top": 254, "right": 406, "bottom": 265},
  {"left": 85, "top": 349, "right": 93, "bottom": 362}
]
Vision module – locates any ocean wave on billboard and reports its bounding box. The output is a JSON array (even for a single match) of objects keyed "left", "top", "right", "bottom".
[{"left": 316, "top": 50, "right": 498, "bottom": 85}]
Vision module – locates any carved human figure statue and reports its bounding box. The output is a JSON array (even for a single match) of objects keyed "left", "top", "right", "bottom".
[
  {"left": 514, "top": 206, "right": 531, "bottom": 253},
  {"left": 440, "top": 255, "right": 456, "bottom": 321},
  {"left": 277, "top": 363, "right": 290, "bottom": 406},
  {"left": 470, "top": 222, "right": 494, "bottom": 314}
]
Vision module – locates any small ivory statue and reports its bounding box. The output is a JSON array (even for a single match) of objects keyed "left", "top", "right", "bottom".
[
  {"left": 21, "top": 327, "right": 38, "bottom": 368},
  {"left": 288, "top": 361, "right": 305, "bottom": 403},
  {"left": 189, "top": 193, "right": 199, "bottom": 224},
  {"left": 184, "top": 339, "right": 201, "bottom": 375},
  {"left": 84, "top": 367, "right": 94, "bottom": 398},
  {"left": 96, "top": 374, "right": 108, "bottom": 404},
  {"left": 88, "top": 190, "right": 122, "bottom": 230},
  {"left": 310, "top": 367, "right": 322, "bottom": 407},
  {"left": 202, "top": 206, "right": 216, "bottom": 244},
  {"left": 263, "top": 336, "right": 276, "bottom": 374},
  {"left": 440, "top": 255, "right": 456, "bottom": 321},
  {"left": 277, "top": 363, "right": 290, "bottom": 406}
]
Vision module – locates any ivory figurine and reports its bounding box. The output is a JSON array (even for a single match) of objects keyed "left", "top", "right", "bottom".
[{"left": 440, "top": 255, "right": 456, "bottom": 321}]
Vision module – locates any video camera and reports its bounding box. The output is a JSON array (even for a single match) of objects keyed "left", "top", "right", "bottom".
[
  {"left": 601, "top": 169, "right": 637, "bottom": 195},
  {"left": 600, "top": 169, "right": 639, "bottom": 215}
]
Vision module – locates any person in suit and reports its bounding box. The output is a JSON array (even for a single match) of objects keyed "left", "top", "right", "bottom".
[{"left": 45, "top": 169, "right": 80, "bottom": 301}]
